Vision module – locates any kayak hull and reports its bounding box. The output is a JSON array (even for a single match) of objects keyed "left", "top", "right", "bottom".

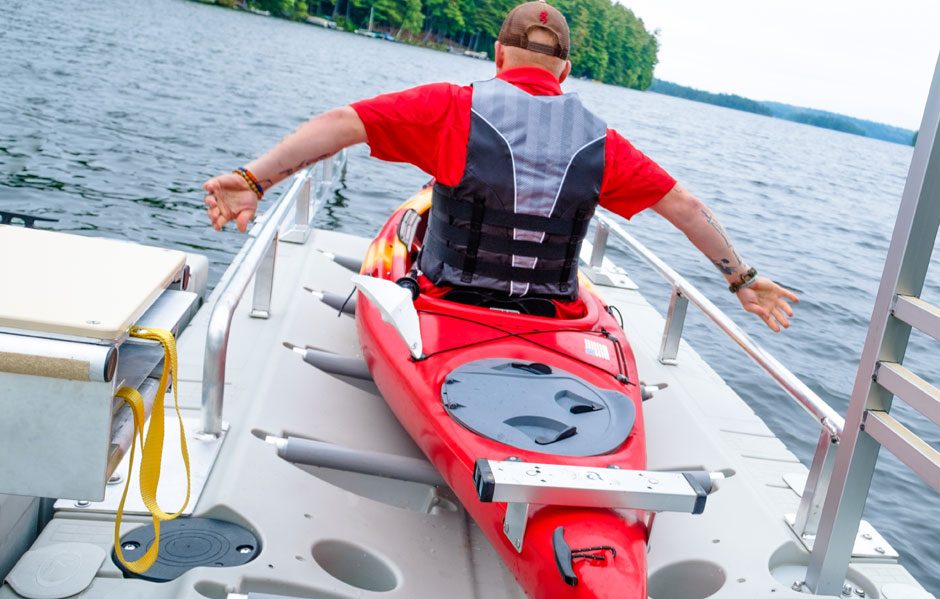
[{"left": 356, "top": 188, "right": 649, "bottom": 598}]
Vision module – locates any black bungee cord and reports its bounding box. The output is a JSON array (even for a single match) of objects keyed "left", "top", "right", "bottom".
[{"left": 415, "top": 309, "right": 632, "bottom": 384}]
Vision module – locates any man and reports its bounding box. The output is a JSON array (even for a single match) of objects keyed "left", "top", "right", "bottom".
[{"left": 204, "top": 1, "right": 797, "bottom": 331}]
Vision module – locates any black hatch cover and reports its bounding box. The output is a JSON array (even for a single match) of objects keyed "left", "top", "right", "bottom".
[{"left": 442, "top": 359, "right": 635, "bottom": 456}]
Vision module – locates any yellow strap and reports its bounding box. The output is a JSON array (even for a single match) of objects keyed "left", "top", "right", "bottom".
[{"left": 112, "top": 326, "right": 191, "bottom": 574}]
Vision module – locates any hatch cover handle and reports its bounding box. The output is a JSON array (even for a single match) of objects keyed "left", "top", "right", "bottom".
[{"left": 535, "top": 425, "right": 578, "bottom": 445}]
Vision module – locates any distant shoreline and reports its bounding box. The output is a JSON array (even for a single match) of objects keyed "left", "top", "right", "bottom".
[
  {"left": 193, "top": 0, "right": 917, "bottom": 147},
  {"left": 649, "top": 80, "right": 917, "bottom": 147}
]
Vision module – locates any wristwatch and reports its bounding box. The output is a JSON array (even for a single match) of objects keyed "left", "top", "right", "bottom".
[{"left": 729, "top": 267, "right": 758, "bottom": 293}]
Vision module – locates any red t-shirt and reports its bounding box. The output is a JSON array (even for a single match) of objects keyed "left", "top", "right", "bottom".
[{"left": 351, "top": 65, "right": 676, "bottom": 219}]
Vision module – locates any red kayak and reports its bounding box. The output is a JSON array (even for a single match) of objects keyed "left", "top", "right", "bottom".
[{"left": 355, "top": 188, "right": 649, "bottom": 598}]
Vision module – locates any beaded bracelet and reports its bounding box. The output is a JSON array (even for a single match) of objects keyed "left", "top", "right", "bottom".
[
  {"left": 233, "top": 167, "right": 264, "bottom": 200},
  {"left": 728, "top": 267, "right": 758, "bottom": 294}
]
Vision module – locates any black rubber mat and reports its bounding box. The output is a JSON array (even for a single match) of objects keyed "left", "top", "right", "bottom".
[{"left": 113, "top": 517, "right": 260, "bottom": 582}]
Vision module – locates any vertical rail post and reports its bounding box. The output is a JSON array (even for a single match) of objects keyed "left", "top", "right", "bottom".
[
  {"left": 319, "top": 154, "right": 334, "bottom": 198},
  {"left": 281, "top": 175, "right": 313, "bottom": 244},
  {"left": 792, "top": 428, "right": 838, "bottom": 538},
  {"left": 294, "top": 175, "right": 311, "bottom": 228},
  {"left": 249, "top": 234, "right": 278, "bottom": 319},
  {"left": 589, "top": 222, "right": 609, "bottom": 269},
  {"left": 659, "top": 285, "right": 688, "bottom": 365}
]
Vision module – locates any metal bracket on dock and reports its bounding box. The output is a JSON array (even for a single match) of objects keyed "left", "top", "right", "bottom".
[
  {"left": 579, "top": 222, "right": 639, "bottom": 290},
  {"left": 0, "top": 210, "right": 57, "bottom": 228},
  {"left": 475, "top": 459, "right": 719, "bottom": 512},
  {"left": 783, "top": 472, "right": 898, "bottom": 560},
  {"left": 503, "top": 501, "right": 529, "bottom": 553},
  {"left": 475, "top": 459, "right": 727, "bottom": 552},
  {"left": 55, "top": 419, "right": 229, "bottom": 515},
  {"left": 784, "top": 512, "right": 898, "bottom": 560}
]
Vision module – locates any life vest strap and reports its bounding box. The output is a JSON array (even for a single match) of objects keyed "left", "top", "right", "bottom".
[
  {"left": 433, "top": 188, "right": 582, "bottom": 236},
  {"left": 423, "top": 240, "right": 574, "bottom": 285},
  {"left": 429, "top": 208, "right": 571, "bottom": 260}
]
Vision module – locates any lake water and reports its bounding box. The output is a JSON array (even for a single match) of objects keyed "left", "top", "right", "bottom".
[{"left": 2, "top": 0, "right": 938, "bottom": 593}]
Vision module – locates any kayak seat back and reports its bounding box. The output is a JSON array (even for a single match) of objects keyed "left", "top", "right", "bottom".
[
  {"left": 442, "top": 287, "right": 559, "bottom": 317},
  {"left": 441, "top": 359, "right": 635, "bottom": 456}
]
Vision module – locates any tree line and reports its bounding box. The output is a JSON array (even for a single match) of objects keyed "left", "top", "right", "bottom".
[
  {"left": 219, "top": 0, "right": 659, "bottom": 89},
  {"left": 650, "top": 80, "right": 917, "bottom": 146},
  {"left": 649, "top": 80, "right": 772, "bottom": 116}
]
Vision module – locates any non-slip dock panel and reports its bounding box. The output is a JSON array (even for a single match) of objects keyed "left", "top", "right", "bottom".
[{"left": 0, "top": 225, "right": 185, "bottom": 340}]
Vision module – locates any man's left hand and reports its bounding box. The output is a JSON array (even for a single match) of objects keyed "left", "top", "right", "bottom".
[{"left": 736, "top": 277, "right": 799, "bottom": 332}]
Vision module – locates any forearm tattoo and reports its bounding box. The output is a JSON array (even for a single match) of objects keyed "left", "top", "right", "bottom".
[
  {"left": 277, "top": 154, "right": 330, "bottom": 180},
  {"left": 701, "top": 208, "right": 744, "bottom": 276}
]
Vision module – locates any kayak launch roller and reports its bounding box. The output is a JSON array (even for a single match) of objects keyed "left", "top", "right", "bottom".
[
  {"left": 266, "top": 435, "right": 444, "bottom": 487},
  {"left": 304, "top": 286, "right": 356, "bottom": 316},
  {"left": 316, "top": 250, "right": 363, "bottom": 272},
  {"left": 474, "top": 458, "right": 730, "bottom": 552},
  {"left": 282, "top": 342, "right": 375, "bottom": 393}
]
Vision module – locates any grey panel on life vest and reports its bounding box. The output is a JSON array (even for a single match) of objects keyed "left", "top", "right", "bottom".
[
  {"left": 471, "top": 78, "right": 607, "bottom": 297},
  {"left": 441, "top": 359, "right": 635, "bottom": 456},
  {"left": 419, "top": 78, "right": 608, "bottom": 299},
  {"left": 470, "top": 78, "right": 606, "bottom": 223}
]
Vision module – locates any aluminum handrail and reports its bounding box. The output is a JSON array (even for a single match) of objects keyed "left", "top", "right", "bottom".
[
  {"left": 593, "top": 211, "right": 845, "bottom": 439},
  {"left": 201, "top": 171, "right": 308, "bottom": 435},
  {"left": 200, "top": 150, "right": 346, "bottom": 436}
]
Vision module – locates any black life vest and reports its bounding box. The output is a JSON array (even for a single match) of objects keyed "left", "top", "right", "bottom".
[{"left": 419, "top": 77, "right": 607, "bottom": 299}]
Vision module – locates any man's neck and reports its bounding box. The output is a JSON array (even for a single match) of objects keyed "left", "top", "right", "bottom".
[{"left": 495, "top": 66, "right": 563, "bottom": 96}]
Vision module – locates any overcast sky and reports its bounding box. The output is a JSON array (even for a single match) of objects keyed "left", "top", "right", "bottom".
[{"left": 623, "top": 0, "right": 940, "bottom": 130}]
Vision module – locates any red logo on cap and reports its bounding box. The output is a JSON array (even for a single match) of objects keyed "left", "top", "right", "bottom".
[{"left": 539, "top": 10, "right": 548, "bottom": 23}]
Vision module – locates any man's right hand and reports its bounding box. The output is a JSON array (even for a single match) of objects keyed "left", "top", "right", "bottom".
[
  {"left": 203, "top": 173, "right": 259, "bottom": 233},
  {"left": 736, "top": 276, "right": 799, "bottom": 333}
]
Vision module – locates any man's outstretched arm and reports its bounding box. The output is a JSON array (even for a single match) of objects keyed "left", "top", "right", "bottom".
[
  {"left": 651, "top": 183, "right": 799, "bottom": 332},
  {"left": 203, "top": 106, "right": 366, "bottom": 232}
]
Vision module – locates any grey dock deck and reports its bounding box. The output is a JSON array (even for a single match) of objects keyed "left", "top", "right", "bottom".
[{"left": 1, "top": 227, "right": 932, "bottom": 599}]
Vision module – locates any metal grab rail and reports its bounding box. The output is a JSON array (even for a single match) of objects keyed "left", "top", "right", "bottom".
[
  {"left": 588, "top": 210, "right": 846, "bottom": 545},
  {"left": 590, "top": 212, "right": 845, "bottom": 438},
  {"left": 201, "top": 152, "right": 347, "bottom": 436}
]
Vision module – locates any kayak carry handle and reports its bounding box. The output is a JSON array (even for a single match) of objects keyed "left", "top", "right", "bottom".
[
  {"left": 552, "top": 526, "right": 618, "bottom": 587},
  {"left": 552, "top": 527, "right": 578, "bottom": 586}
]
